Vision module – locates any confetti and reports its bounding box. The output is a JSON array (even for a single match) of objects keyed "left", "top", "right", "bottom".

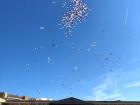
[
  {"left": 110, "top": 68, "right": 113, "bottom": 72},
  {"left": 51, "top": 43, "right": 58, "bottom": 48},
  {"left": 76, "top": 48, "right": 81, "bottom": 54},
  {"left": 34, "top": 47, "right": 38, "bottom": 51},
  {"left": 60, "top": 0, "right": 90, "bottom": 38},
  {"left": 125, "top": 7, "right": 129, "bottom": 25},
  {"left": 91, "top": 41, "right": 96, "bottom": 48},
  {"left": 71, "top": 46, "right": 74, "bottom": 49},
  {"left": 52, "top": 1, "right": 56, "bottom": 4},
  {"left": 40, "top": 26, "right": 45, "bottom": 30},
  {"left": 27, "top": 64, "right": 30, "bottom": 67},
  {"left": 48, "top": 56, "right": 54, "bottom": 64},
  {"left": 87, "top": 48, "right": 90, "bottom": 52},
  {"left": 74, "top": 66, "right": 78, "bottom": 70},
  {"left": 61, "top": 1, "right": 67, "bottom": 8},
  {"left": 109, "top": 53, "right": 113, "bottom": 56},
  {"left": 26, "top": 64, "right": 30, "bottom": 72},
  {"left": 104, "top": 57, "right": 109, "bottom": 61},
  {"left": 37, "top": 89, "right": 41, "bottom": 95}
]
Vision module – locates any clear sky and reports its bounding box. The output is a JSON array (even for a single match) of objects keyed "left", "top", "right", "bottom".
[{"left": 0, "top": 0, "right": 140, "bottom": 101}]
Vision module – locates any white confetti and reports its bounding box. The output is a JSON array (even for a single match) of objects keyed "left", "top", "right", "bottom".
[
  {"left": 60, "top": 0, "right": 90, "bottom": 38},
  {"left": 74, "top": 66, "right": 78, "bottom": 70},
  {"left": 52, "top": 1, "right": 56, "bottom": 4},
  {"left": 40, "top": 26, "right": 45, "bottom": 30},
  {"left": 91, "top": 42, "right": 96, "bottom": 48},
  {"left": 48, "top": 56, "right": 54, "bottom": 64},
  {"left": 125, "top": 8, "right": 128, "bottom": 25}
]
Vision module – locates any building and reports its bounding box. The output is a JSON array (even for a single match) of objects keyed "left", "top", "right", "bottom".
[
  {"left": 1, "top": 97, "right": 140, "bottom": 105},
  {"left": 0, "top": 92, "right": 30, "bottom": 101},
  {"left": 0, "top": 98, "right": 5, "bottom": 103},
  {"left": 1, "top": 93, "right": 140, "bottom": 105}
]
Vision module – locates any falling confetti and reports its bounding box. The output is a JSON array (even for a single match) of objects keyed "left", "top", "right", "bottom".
[
  {"left": 91, "top": 41, "right": 96, "bottom": 48},
  {"left": 51, "top": 43, "right": 58, "bottom": 48},
  {"left": 74, "top": 66, "right": 78, "bottom": 70},
  {"left": 37, "top": 89, "right": 41, "bottom": 95},
  {"left": 78, "top": 79, "right": 81, "bottom": 82},
  {"left": 125, "top": 7, "right": 128, "bottom": 25},
  {"left": 27, "top": 64, "right": 30, "bottom": 67},
  {"left": 61, "top": 83, "right": 65, "bottom": 87},
  {"left": 94, "top": 52, "right": 99, "bottom": 57},
  {"left": 76, "top": 48, "right": 81, "bottom": 54},
  {"left": 52, "top": 1, "right": 56, "bottom": 4},
  {"left": 60, "top": 0, "right": 90, "bottom": 38},
  {"left": 34, "top": 47, "right": 38, "bottom": 51},
  {"left": 110, "top": 68, "right": 113, "bottom": 72},
  {"left": 52, "top": 43, "right": 55, "bottom": 47},
  {"left": 87, "top": 48, "right": 90, "bottom": 52},
  {"left": 40, "top": 26, "right": 45, "bottom": 30},
  {"left": 109, "top": 53, "right": 113, "bottom": 56},
  {"left": 116, "top": 57, "right": 121, "bottom": 62},
  {"left": 26, "top": 64, "right": 30, "bottom": 72},
  {"left": 72, "top": 66, "right": 78, "bottom": 72},
  {"left": 104, "top": 57, "right": 109, "bottom": 61},
  {"left": 71, "top": 46, "right": 74, "bottom": 49},
  {"left": 48, "top": 56, "right": 54, "bottom": 64},
  {"left": 61, "top": 1, "right": 67, "bottom": 8}
]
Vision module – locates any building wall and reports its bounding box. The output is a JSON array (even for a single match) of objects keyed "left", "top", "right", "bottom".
[
  {"left": 0, "top": 98, "right": 6, "bottom": 103},
  {"left": 0, "top": 93, "right": 7, "bottom": 99},
  {"left": 2, "top": 102, "right": 50, "bottom": 105},
  {"left": 2, "top": 102, "right": 140, "bottom": 105}
]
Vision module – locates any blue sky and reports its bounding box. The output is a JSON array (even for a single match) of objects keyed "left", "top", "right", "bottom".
[{"left": 0, "top": 0, "right": 140, "bottom": 101}]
